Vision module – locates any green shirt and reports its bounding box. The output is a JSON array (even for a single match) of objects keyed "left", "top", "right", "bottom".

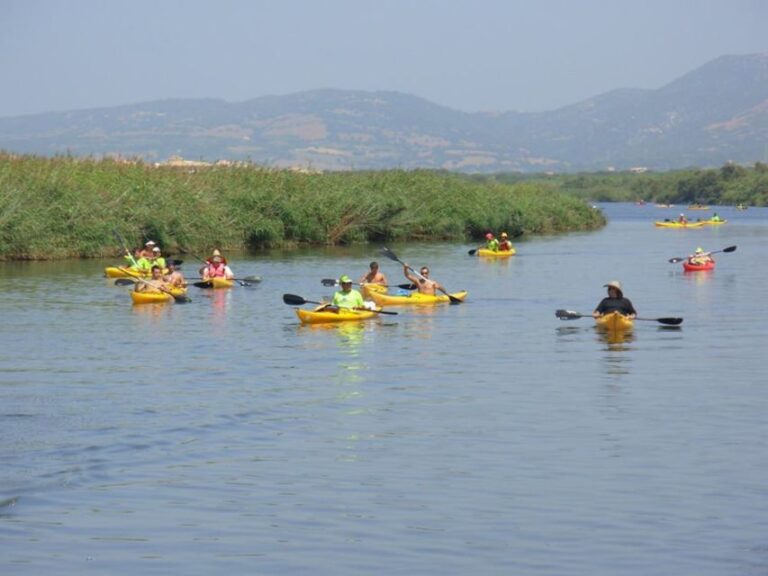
[
  {"left": 332, "top": 289, "right": 364, "bottom": 309},
  {"left": 486, "top": 238, "right": 500, "bottom": 251}
]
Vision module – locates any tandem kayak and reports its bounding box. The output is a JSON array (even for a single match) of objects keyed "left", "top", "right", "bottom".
[
  {"left": 683, "top": 259, "right": 715, "bottom": 272},
  {"left": 477, "top": 248, "right": 516, "bottom": 257},
  {"left": 130, "top": 287, "right": 187, "bottom": 305},
  {"left": 368, "top": 290, "right": 468, "bottom": 306},
  {"left": 699, "top": 219, "right": 727, "bottom": 226},
  {"left": 595, "top": 311, "right": 634, "bottom": 332},
  {"left": 654, "top": 221, "right": 705, "bottom": 228},
  {"left": 296, "top": 306, "right": 381, "bottom": 324}
]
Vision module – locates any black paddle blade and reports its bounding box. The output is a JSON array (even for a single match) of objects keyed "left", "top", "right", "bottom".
[
  {"left": 555, "top": 309, "right": 585, "bottom": 320},
  {"left": 722, "top": 245, "right": 737, "bottom": 253},
  {"left": 114, "top": 278, "right": 136, "bottom": 286},
  {"left": 321, "top": 278, "right": 338, "bottom": 286},
  {"left": 656, "top": 317, "right": 683, "bottom": 325},
  {"left": 397, "top": 283, "right": 418, "bottom": 290},
  {"left": 193, "top": 281, "right": 214, "bottom": 289},
  {"left": 468, "top": 249, "right": 478, "bottom": 256},
  {"left": 380, "top": 247, "right": 401, "bottom": 263},
  {"left": 172, "top": 295, "right": 191, "bottom": 304},
  {"left": 283, "top": 293, "right": 307, "bottom": 306}
]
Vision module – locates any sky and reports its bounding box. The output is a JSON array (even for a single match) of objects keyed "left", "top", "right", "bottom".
[{"left": 1, "top": 0, "right": 767, "bottom": 118}]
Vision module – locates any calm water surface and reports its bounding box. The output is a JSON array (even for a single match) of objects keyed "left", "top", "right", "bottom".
[{"left": 1, "top": 203, "right": 767, "bottom": 575}]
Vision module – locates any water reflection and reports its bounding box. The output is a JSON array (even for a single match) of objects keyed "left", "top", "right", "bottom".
[{"left": 596, "top": 329, "right": 635, "bottom": 378}]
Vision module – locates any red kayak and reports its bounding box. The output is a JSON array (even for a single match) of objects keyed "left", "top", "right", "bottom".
[{"left": 683, "top": 258, "right": 715, "bottom": 272}]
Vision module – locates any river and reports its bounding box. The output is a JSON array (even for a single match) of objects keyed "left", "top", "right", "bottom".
[{"left": 1, "top": 203, "right": 767, "bottom": 575}]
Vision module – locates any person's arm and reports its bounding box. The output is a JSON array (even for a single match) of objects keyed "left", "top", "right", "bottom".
[
  {"left": 224, "top": 266, "right": 234, "bottom": 280},
  {"left": 403, "top": 264, "right": 418, "bottom": 285}
]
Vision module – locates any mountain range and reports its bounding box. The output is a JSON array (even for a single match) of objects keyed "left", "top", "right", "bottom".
[{"left": 2, "top": 53, "right": 767, "bottom": 173}]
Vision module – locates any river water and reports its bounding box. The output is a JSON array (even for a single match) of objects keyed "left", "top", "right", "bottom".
[{"left": 1, "top": 203, "right": 766, "bottom": 575}]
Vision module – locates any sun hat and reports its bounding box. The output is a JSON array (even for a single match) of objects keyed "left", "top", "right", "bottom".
[
  {"left": 485, "top": 233, "right": 494, "bottom": 240},
  {"left": 152, "top": 246, "right": 161, "bottom": 252},
  {"left": 695, "top": 247, "right": 704, "bottom": 253},
  {"left": 212, "top": 249, "right": 221, "bottom": 257},
  {"left": 339, "top": 275, "right": 352, "bottom": 284},
  {"left": 604, "top": 280, "right": 623, "bottom": 292},
  {"left": 145, "top": 240, "right": 156, "bottom": 246},
  {"left": 501, "top": 232, "right": 508, "bottom": 238}
]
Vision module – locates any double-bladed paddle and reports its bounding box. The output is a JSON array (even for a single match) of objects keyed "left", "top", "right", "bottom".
[
  {"left": 192, "top": 275, "right": 262, "bottom": 289},
  {"left": 380, "top": 247, "right": 463, "bottom": 304},
  {"left": 320, "top": 278, "right": 417, "bottom": 290},
  {"left": 668, "top": 245, "right": 737, "bottom": 263},
  {"left": 555, "top": 309, "right": 682, "bottom": 325},
  {"left": 282, "top": 293, "right": 398, "bottom": 315}
]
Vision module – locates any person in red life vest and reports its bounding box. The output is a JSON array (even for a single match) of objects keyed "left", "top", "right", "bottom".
[
  {"left": 498, "top": 232, "right": 513, "bottom": 252},
  {"left": 202, "top": 250, "right": 234, "bottom": 281}
]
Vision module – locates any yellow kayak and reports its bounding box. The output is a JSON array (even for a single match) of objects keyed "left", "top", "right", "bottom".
[
  {"left": 202, "top": 277, "right": 234, "bottom": 289},
  {"left": 360, "top": 283, "right": 388, "bottom": 299},
  {"left": 595, "top": 311, "right": 634, "bottom": 331},
  {"left": 699, "top": 219, "right": 727, "bottom": 225},
  {"left": 296, "top": 305, "right": 380, "bottom": 324},
  {"left": 105, "top": 266, "right": 150, "bottom": 278},
  {"left": 477, "top": 248, "right": 516, "bottom": 257},
  {"left": 130, "top": 287, "right": 187, "bottom": 305},
  {"left": 654, "top": 221, "right": 705, "bottom": 228},
  {"left": 368, "top": 290, "right": 468, "bottom": 306}
]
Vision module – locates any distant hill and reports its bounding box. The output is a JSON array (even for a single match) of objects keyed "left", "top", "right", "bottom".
[{"left": 1, "top": 53, "right": 767, "bottom": 173}]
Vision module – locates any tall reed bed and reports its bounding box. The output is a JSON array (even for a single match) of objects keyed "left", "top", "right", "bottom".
[{"left": 0, "top": 154, "right": 604, "bottom": 260}]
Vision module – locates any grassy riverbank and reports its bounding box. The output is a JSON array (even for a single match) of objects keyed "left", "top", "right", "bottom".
[{"left": 0, "top": 154, "right": 604, "bottom": 260}]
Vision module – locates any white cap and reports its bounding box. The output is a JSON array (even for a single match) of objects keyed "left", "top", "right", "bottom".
[{"left": 145, "top": 240, "right": 156, "bottom": 246}]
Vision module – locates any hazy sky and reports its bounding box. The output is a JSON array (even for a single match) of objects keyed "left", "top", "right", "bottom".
[{"left": 2, "top": 0, "right": 767, "bottom": 118}]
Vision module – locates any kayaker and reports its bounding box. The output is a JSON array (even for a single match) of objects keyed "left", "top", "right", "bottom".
[
  {"left": 678, "top": 213, "right": 687, "bottom": 224},
  {"left": 485, "top": 232, "right": 499, "bottom": 251},
  {"left": 592, "top": 281, "right": 637, "bottom": 319},
  {"left": 199, "top": 249, "right": 229, "bottom": 275},
  {"left": 403, "top": 264, "right": 448, "bottom": 297},
  {"left": 150, "top": 246, "right": 167, "bottom": 270},
  {"left": 330, "top": 275, "right": 365, "bottom": 310},
  {"left": 689, "top": 247, "right": 714, "bottom": 266},
  {"left": 135, "top": 265, "right": 170, "bottom": 293},
  {"left": 498, "top": 232, "right": 513, "bottom": 252},
  {"left": 711, "top": 212, "right": 722, "bottom": 222},
  {"left": 165, "top": 261, "right": 186, "bottom": 288},
  {"left": 202, "top": 252, "right": 234, "bottom": 281},
  {"left": 359, "top": 261, "right": 388, "bottom": 288}
]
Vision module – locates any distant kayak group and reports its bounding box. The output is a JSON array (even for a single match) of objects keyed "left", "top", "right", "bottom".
[{"left": 654, "top": 212, "right": 726, "bottom": 227}]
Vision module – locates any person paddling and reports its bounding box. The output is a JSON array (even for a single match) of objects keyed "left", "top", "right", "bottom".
[
  {"left": 202, "top": 250, "right": 234, "bottom": 281},
  {"left": 485, "top": 232, "right": 499, "bottom": 252},
  {"left": 593, "top": 280, "right": 637, "bottom": 319},
  {"left": 403, "top": 264, "right": 448, "bottom": 297},
  {"left": 135, "top": 265, "right": 170, "bottom": 293},
  {"left": 688, "top": 247, "right": 714, "bottom": 266},
  {"left": 165, "top": 261, "right": 186, "bottom": 288},
  {"left": 359, "top": 261, "right": 388, "bottom": 288},
  {"left": 329, "top": 275, "right": 366, "bottom": 310},
  {"left": 498, "top": 232, "right": 513, "bottom": 252}
]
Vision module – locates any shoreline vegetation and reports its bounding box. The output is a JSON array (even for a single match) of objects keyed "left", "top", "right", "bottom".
[
  {"left": 477, "top": 162, "right": 768, "bottom": 206},
  {"left": 0, "top": 153, "right": 604, "bottom": 261}
]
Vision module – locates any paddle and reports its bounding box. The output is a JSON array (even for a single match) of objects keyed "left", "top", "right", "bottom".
[
  {"left": 121, "top": 268, "right": 191, "bottom": 303},
  {"left": 282, "top": 293, "right": 398, "bottom": 315},
  {"left": 380, "top": 247, "right": 463, "bottom": 304},
  {"left": 468, "top": 248, "right": 482, "bottom": 256},
  {"left": 320, "top": 278, "right": 417, "bottom": 290},
  {"left": 555, "top": 309, "right": 682, "bottom": 326},
  {"left": 668, "top": 245, "right": 737, "bottom": 263},
  {"left": 112, "top": 228, "right": 139, "bottom": 268},
  {"left": 190, "top": 275, "right": 262, "bottom": 289}
]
